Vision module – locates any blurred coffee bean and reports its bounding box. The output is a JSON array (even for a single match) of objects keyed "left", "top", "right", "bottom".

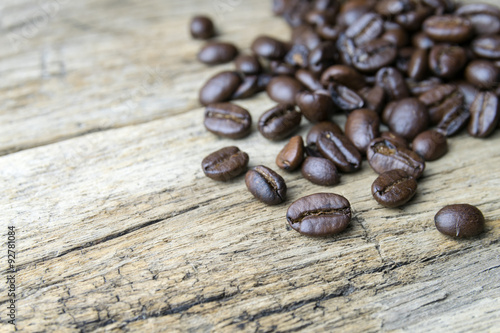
[{"left": 267, "top": 76, "right": 304, "bottom": 104}]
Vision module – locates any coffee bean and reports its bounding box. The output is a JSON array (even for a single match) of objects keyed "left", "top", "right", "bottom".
[
  {"left": 267, "top": 76, "right": 304, "bottom": 105},
  {"left": 276, "top": 136, "right": 305, "bottom": 171},
  {"left": 269, "top": 60, "right": 297, "bottom": 76},
  {"left": 285, "top": 44, "right": 310, "bottom": 68},
  {"left": 382, "top": 22, "right": 409, "bottom": 48},
  {"left": 456, "top": 3, "right": 500, "bottom": 35},
  {"left": 231, "top": 75, "right": 260, "bottom": 100},
  {"left": 202, "top": 146, "right": 249, "bottom": 181},
  {"left": 317, "top": 24, "right": 344, "bottom": 41},
  {"left": 234, "top": 54, "right": 262, "bottom": 75},
  {"left": 352, "top": 38, "right": 398, "bottom": 73},
  {"left": 380, "top": 131, "right": 409, "bottom": 149},
  {"left": 286, "top": 193, "right": 351, "bottom": 237},
  {"left": 321, "top": 65, "right": 366, "bottom": 91},
  {"left": 412, "top": 129, "right": 448, "bottom": 161},
  {"left": 295, "top": 69, "right": 324, "bottom": 91},
  {"left": 308, "top": 42, "right": 337, "bottom": 74},
  {"left": 367, "top": 138, "right": 425, "bottom": 179},
  {"left": 423, "top": 15, "right": 472, "bottom": 43},
  {"left": 190, "top": 16, "right": 215, "bottom": 40},
  {"left": 301, "top": 157, "right": 340, "bottom": 186},
  {"left": 435, "top": 204, "right": 485, "bottom": 238},
  {"left": 437, "top": 104, "right": 470, "bottom": 137},
  {"left": 199, "top": 71, "right": 242, "bottom": 106},
  {"left": 258, "top": 104, "right": 302, "bottom": 141},
  {"left": 395, "top": 47, "right": 414, "bottom": 74},
  {"left": 371, "top": 169, "right": 417, "bottom": 208},
  {"left": 375, "top": 0, "right": 409, "bottom": 17},
  {"left": 328, "top": 83, "right": 365, "bottom": 112},
  {"left": 197, "top": 42, "right": 238, "bottom": 65},
  {"left": 358, "top": 86, "right": 386, "bottom": 114},
  {"left": 306, "top": 9, "right": 336, "bottom": 27},
  {"left": 337, "top": 34, "right": 357, "bottom": 66},
  {"left": 422, "top": 0, "right": 455, "bottom": 14},
  {"left": 296, "top": 90, "right": 334, "bottom": 123},
  {"left": 457, "top": 81, "right": 479, "bottom": 109},
  {"left": 345, "top": 108, "right": 380, "bottom": 154},
  {"left": 245, "top": 165, "right": 287, "bottom": 205},
  {"left": 346, "top": 12, "right": 384, "bottom": 46},
  {"left": 468, "top": 91, "right": 500, "bottom": 138},
  {"left": 292, "top": 25, "right": 322, "bottom": 50},
  {"left": 465, "top": 60, "right": 499, "bottom": 90},
  {"left": 306, "top": 121, "right": 343, "bottom": 156},
  {"left": 338, "top": 0, "right": 375, "bottom": 27},
  {"left": 472, "top": 35, "right": 500, "bottom": 60},
  {"left": 376, "top": 67, "right": 409, "bottom": 102},
  {"left": 406, "top": 77, "right": 442, "bottom": 96},
  {"left": 429, "top": 44, "right": 467, "bottom": 79},
  {"left": 419, "top": 84, "right": 463, "bottom": 125},
  {"left": 384, "top": 97, "right": 429, "bottom": 141},
  {"left": 204, "top": 103, "right": 252, "bottom": 139},
  {"left": 317, "top": 130, "right": 362, "bottom": 173},
  {"left": 251, "top": 35, "right": 288, "bottom": 60},
  {"left": 412, "top": 32, "right": 435, "bottom": 49},
  {"left": 408, "top": 48, "right": 429, "bottom": 81},
  {"left": 396, "top": 5, "right": 434, "bottom": 31}
]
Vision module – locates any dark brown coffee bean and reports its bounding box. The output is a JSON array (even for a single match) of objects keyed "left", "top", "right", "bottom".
[
  {"left": 408, "top": 48, "right": 429, "bottom": 80},
  {"left": 358, "top": 86, "right": 386, "bottom": 114},
  {"left": 285, "top": 44, "right": 310, "bottom": 68},
  {"left": 367, "top": 138, "right": 425, "bottom": 179},
  {"left": 231, "top": 75, "right": 260, "bottom": 100},
  {"left": 306, "top": 121, "right": 342, "bottom": 156},
  {"left": 202, "top": 146, "right": 249, "bottom": 181},
  {"left": 269, "top": 61, "right": 297, "bottom": 76},
  {"left": 345, "top": 108, "right": 380, "bottom": 154},
  {"left": 286, "top": 193, "right": 351, "bottom": 237},
  {"left": 456, "top": 3, "right": 500, "bottom": 36},
  {"left": 199, "top": 71, "right": 242, "bottom": 106},
  {"left": 375, "top": 0, "right": 410, "bottom": 17},
  {"left": 190, "top": 16, "right": 215, "bottom": 40},
  {"left": 423, "top": 15, "right": 472, "bottom": 43},
  {"left": 258, "top": 104, "right": 302, "bottom": 141},
  {"left": 257, "top": 73, "right": 273, "bottom": 91},
  {"left": 295, "top": 69, "right": 324, "bottom": 91},
  {"left": 267, "top": 76, "right": 304, "bottom": 105},
  {"left": 419, "top": 84, "right": 463, "bottom": 125},
  {"left": 465, "top": 60, "right": 499, "bottom": 90},
  {"left": 234, "top": 54, "right": 262, "bottom": 75},
  {"left": 276, "top": 135, "right": 305, "bottom": 171},
  {"left": 385, "top": 98, "right": 429, "bottom": 141},
  {"left": 457, "top": 81, "right": 479, "bottom": 109},
  {"left": 306, "top": 9, "right": 336, "bottom": 27},
  {"left": 317, "top": 130, "right": 362, "bottom": 173},
  {"left": 245, "top": 165, "right": 287, "bottom": 205},
  {"left": 380, "top": 131, "right": 409, "bottom": 148},
  {"left": 321, "top": 65, "right": 366, "bottom": 91},
  {"left": 435, "top": 204, "right": 485, "bottom": 238},
  {"left": 407, "top": 77, "right": 442, "bottom": 96},
  {"left": 308, "top": 42, "right": 337, "bottom": 74},
  {"left": 337, "top": 34, "right": 357, "bottom": 66},
  {"left": 301, "top": 157, "right": 340, "bottom": 186},
  {"left": 197, "top": 42, "right": 238, "bottom": 65},
  {"left": 204, "top": 103, "right": 252, "bottom": 139},
  {"left": 437, "top": 105, "right": 470, "bottom": 137},
  {"left": 328, "top": 83, "right": 365, "bottom": 112},
  {"left": 395, "top": 5, "right": 434, "bottom": 31},
  {"left": 376, "top": 67, "right": 409, "bottom": 102},
  {"left": 412, "top": 32, "right": 435, "bottom": 49},
  {"left": 316, "top": 24, "right": 344, "bottom": 41},
  {"left": 412, "top": 129, "right": 448, "bottom": 161},
  {"left": 371, "top": 169, "right": 417, "bottom": 208},
  {"left": 251, "top": 35, "right": 288, "bottom": 60},
  {"left": 382, "top": 22, "right": 409, "bottom": 47},
  {"left": 429, "top": 44, "right": 467, "bottom": 79},
  {"left": 472, "top": 35, "right": 500, "bottom": 60},
  {"left": 352, "top": 38, "right": 398, "bottom": 73},
  {"left": 422, "top": 0, "right": 455, "bottom": 14},
  {"left": 296, "top": 90, "right": 334, "bottom": 123},
  {"left": 346, "top": 12, "right": 384, "bottom": 46},
  {"left": 468, "top": 91, "right": 500, "bottom": 138},
  {"left": 395, "top": 47, "right": 414, "bottom": 74},
  {"left": 292, "top": 25, "right": 322, "bottom": 50}
]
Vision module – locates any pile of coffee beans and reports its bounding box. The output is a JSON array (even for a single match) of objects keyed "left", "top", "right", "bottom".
[{"left": 193, "top": 0, "right": 497, "bottom": 238}]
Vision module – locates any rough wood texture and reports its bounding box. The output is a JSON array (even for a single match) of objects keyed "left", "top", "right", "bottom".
[{"left": 1, "top": 0, "right": 499, "bottom": 332}]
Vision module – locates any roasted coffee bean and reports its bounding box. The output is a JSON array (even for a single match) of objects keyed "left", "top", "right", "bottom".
[
  {"left": 269, "top": 60, "right": 297, "bottom": 76},
  {"left": 317, "top": 130, "right": 362, "bottom": 173},
  {"left": 422, "top": 0, "right": 455, "bottom": 14},
  {"left": 286, "top": 193, "right": 351, "bottom": 237},
  {"left": 190, "top": 16, "right": 215, "bottom": 40},
  {"left": 418, "top": 84, "right": 463, "bottom": 125},
  {"left": 285, "top": 44, "right": 310, "bottom": 68},
  {"left": 371, "top": 169, "right": 417, "bottom": 208},
  {"left": 429, "top": 44, "right": 467, "bottom": 79},
  {"left": 456, "top": 3, "right": 500, "bottom": 36},
  {"left": 457, "top": 81, "right": 479, "bottom": 109},
  {"left": 384, "top": 98, "right": 429, "bottom": 141},
  {"left": 199, "top": 71, "right": 242, "bottom": 106},
  {"left": 258, "top": 104, "right": 302, "bottom": 140},
  {"left": 434, "top": 204, "right": 485, "bottom": 238},
  {"left": 407, "top": 77, "right": 442, "bottom": 96},
  {"left": 306, "top": 9, "right": 336, "bottom": 27},
  {"left": 231, "top": 75, "right": 260, "bottom": 100},
  {"left": 367, "top": 138, "right": 425, "bottom": 179},
  {"left": 292, "top": 25, "right": 322, "bottom": 50},
  {"left": 395, "top": 5, "right": 434, "bottom": 31},
  {"left": 202, "top": 146, "right": 249, "bottom": 181},
  {"left": 296, "top": 90, "right": 334, "bottom": 123},
  {"left": 308, "top": 42, "right": 337, "bottom": 74},
  {"left": 358, "top": 86, "right": 386, "bottom": 114},
  {"left": 395, "top": 47, "right": 414, "bottom": 73},
  {"left": 306, "top": 121, "right": 343, "bottom": 156},
  {"left": 257, "top": 73, "right": 273, "bottom": 91},
  {"left": 412, "top": 129, "right": 448, "bottom": 161},
  {"left": 437, "top": 105, "right": 470, "bottom": 137},
  {"left": 352, "top": 38, "right": 398, "bottom": 73},
  {"left": 235, "top": 54, "right": 262, "bottom": 75},
  {"left": 375, "top": 0, "right": 410, "bottom": 17},
  {"left": 412, "top": 32, "right": 435, "bottom": 49},
  {"left": 321, "top": 65, "right": 366, "bottom": 91},
  {"left": 301, "top": 157, "right": 340, "bottom": 186},
  {"left": 328, "top": 83, "right": 365, "bottom": 112},
  {"left": 472, "top": 35, "right": 500, "bottom": 60},
  {"left": 465, "top": 60, "right": 499, "bottom": 90},
  {"left": 468, "top": 91, "right": 500, "bottom": 138},
  {"left": 423, "top": 15, "right": 472, "bottom": 43},
  {"left": 281, "top": 0, "right": 313, "bottom": 27},
  {"left": 346, "top": 12, "right": 384, "bottom": 46},
  {"left": 380, "top": 131, "right": 409, "bottom": 148},
  {"left": 408, "top": 48, "right": 429, "bottom": 80},
  {"left": 317, "top": 24, "right": 344, "bottom": 41},
  {"left": 376, "top": 67, "right": 409, "bottom": 102},
  {"left": 197, "top": 42, "right": 238, "bottom": 65},
  {"left": 338, "top": 0, "right": 375, "bottom": 26},
  {"left": 267, "top": 76, "right": 304, "bottom": 105},
  {"left": 251, "top": 35, "right": 288, "bottom": 60},
  {"left": 294, "top": 70, "right": 321, "bottom": 91},
  {"left": 382, "top": 22, "right": 409, "bottom": 47},
  {"left": 245, "top": 165, "right": 287, "bottom": 205},
  {"left": 204, "top": 103, "right": 252, "bottom": 139},
  {"left": 345, "top": 109, "right": 380, "bottom": 154},
  {"left": 276, "top": 135, "right": 305, "bottom": 171}
]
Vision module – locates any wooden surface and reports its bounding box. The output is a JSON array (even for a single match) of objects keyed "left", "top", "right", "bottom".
[{"left": 1, "top": 0, "right": 500, "bottom": 332}]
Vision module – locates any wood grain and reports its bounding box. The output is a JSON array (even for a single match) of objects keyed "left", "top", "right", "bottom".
[{"left": 1, "top": 0, "right": 499, "bottom": 332}]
